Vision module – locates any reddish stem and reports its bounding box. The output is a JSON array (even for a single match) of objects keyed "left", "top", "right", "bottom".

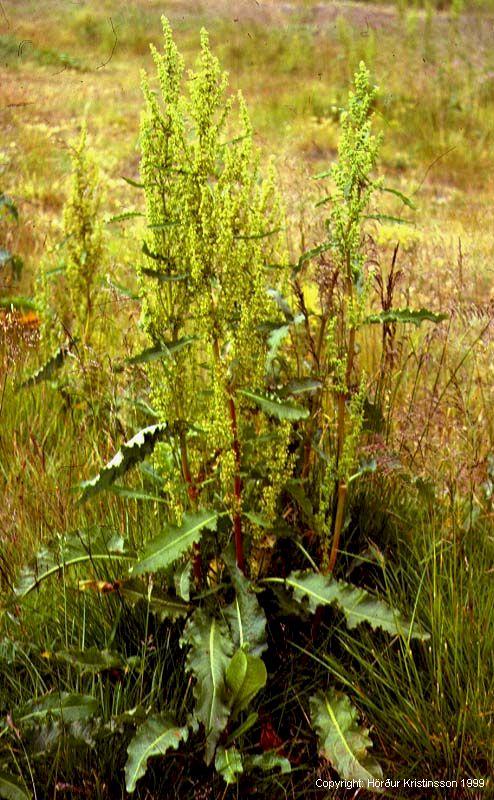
[{"left": 228, "top": 396, "right": 245, "bottom": 574}]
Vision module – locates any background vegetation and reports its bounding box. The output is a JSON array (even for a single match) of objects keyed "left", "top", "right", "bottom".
[{"left": 1, "top": 1, "right": 494, "bottom": 798}]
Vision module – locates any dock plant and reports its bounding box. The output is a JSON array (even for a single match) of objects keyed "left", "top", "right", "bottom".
[{"left": 4, "top": 21, "right": 435, "bottom": 798}]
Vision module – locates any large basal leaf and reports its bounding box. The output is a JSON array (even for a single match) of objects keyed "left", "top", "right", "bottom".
[
  {"left": 310, "top": 690, "right": 382, "bottom": 785},
  {"left": 243, "top": 751, "right": 291, "bottom": 775},
  {"left": 20, "top": 341, "right": 74, "bottom": 389},
  {"left": 118, "top": 578, "right": 190, "bottom": 620},
  {"left": 365, "top": 308, "right": 447, "bottom": 327},
  {"left": 79, "top": 424, "right": 167, "bottom": 500},
  {"left": 0, "top": 772, "right": 31, "bottom": 800},
  {"left": 226, "top": 650, "right": 267, "bottom": 720},
  {"left": 215, "top": 746, "right": 243, "bottom": 785},
  {"left": 15, "top": 529, "right": 131, "bottom": 598},
  {"left": 18, "top": 692, "right": 98, "bottom": 725},
  {"left": 275, "top": 570, "right": 429, "bottom": 640},
  {"left": 239, "top": 390, "right": 309, "bottom": 421},
  {"left": 46, "top": 647, "right": 126, "bottom": 674},
  {"left": 181, "top": 609, "right": 234, "bottom": 765},
  {"left": 125, "top": 714, "right": 188, "bottom": 793},
  {"left": 27, "top": 718, "right": 96, "bottom": 756},
  {"left": 132, "top": 510, "right": 217, "bottom": 575},
  {"left": 223, "top": 553, "right": 267, "bottom": 657}
]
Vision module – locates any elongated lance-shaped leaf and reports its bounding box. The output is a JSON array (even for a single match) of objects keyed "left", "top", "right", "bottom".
[
  {"left": 118, "top": 578, "right": 190, "bottom": 620},
  {"left": 132, "top": 510, "right": 217, "bottom": 575},
  {"left": 239, "top": 390, "right": 309, "bottom": 421},
  {"left": 20, "top": 341, "right": 75, "bottom": 389},
  {"left": 18, "top": 692, "right": 98, "bottom": 725},
  {"left": 310, "top": 690, "right": 382, "bottom": 785},
  {"left": 125, "top": 715, "right": 188, "bottom": 793},
  {"left": 181, "top": 608, "right": 234, "bottom": 765},
  {"left": 279, "top": 377, "right": 322, "bottom": 396},
  {"left": 365, "top": 308, "right": 447, "bottom": 327},
  {"left": 44, "top": 647, "right": 126, "bottom": 674},
  {"left": 124, "top": 336, "right": 195, "bottom": 366},
  {"left": 223, "top": 551, "right": 267, "bottom": 656},
  {"left": 15, "top": 529, "right": 131, "bottom": 598},
  {"left": 243, "top": 751, "right": 292, "bottom": 775},
  {"left": 79, "top": 424, "right": 167, "bottom": 500},
  {"left": 215, "top": 746, "right": 243, "bottom": 785},
  {"left": 0, "top": 772, "right": 31, "bottom": 800},
  {"left": 271, "top": 570, "right": 429, "bottom": 640}
]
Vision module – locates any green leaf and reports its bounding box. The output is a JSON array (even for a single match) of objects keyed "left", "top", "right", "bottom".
[
  {"left": 174, "top": 560, "right": 192, "bottom": 601},
  {"left": 365, "top": 308, "right": 447, "bottom": 327},
  {"left": 215, "top": 746, "right": 243, "bottom": 784},
  {"left": 280, "top": 378, "right": 322, "bottom": 396},
  {"left": 20, "top": 342, "right": 74, "bottom": 389},
  {"left": 243, "top": 751, "right": 291, "bottom": 775},
  {"left": 125, "top": 715, "right": 188, "bottom": 793},
  {"left": 365, "top": 213, "right": 412, "bottom": 226},
  {"left": 239, "top": 390, "right": 309, "bottom": 422},
  {"left": 118, "top": 578, "right": 190, "bottom": 620},
  {"left": 226, "top": 650, "right": 267, "bottom": 720},
  {"left": 50, "top": 647, "right": 125, "bottom": 674},
  {"left": 266, "top": 324, "right": 290, "bottom": 371},
  {"left": 0, "top": 192, "right": 19, "bottom": 221},
  {"left": 273, "top": 570, "right": 429, "bottom": 640},
  {"left": 296, "top": 241, "right": 332, "bottom": 270},
  {"left": 243, "top": 511, "right": 271, "bottom": 529},
  {"left": 132, "top": 510, "right": 217, "bottom": 575},
  {"left": 18, "top": 692, "right": 98, "bottom": 725},
  {"left": 223, "top": 554, "right": 267, "bottom": 656},
  {"left": 106, "top": 277, "right": 140, "bottom": 300},
  {"left": 310, "top": 690, "right": 382, "bottom": 784},
  {"left": 108, "top": 211, "right": 144, "bottom": 223},
  {"left": 79, "top": 424, "right": 167, "bottom": 500},
  {"left": 226, "top": 711, "right": 258, "bottom": 744},
  {"left": 125, "top": 337, "right": 195, "bottom": 366},
  {"left": 122, "top": 175, "right": 145, "bottom": 188},
  {"left": 381, "top": 186, "right": 417, "bottom": 209},
  {"left": 15, "top": 529, "right": 131, "bottom": 598},
  {"left": 181, "top": 609, "right": 234, "bottom": 765},
  {"left": 27, "top": 719, "right": 96, "bottom": 755},
  {"left": 107, "top": 485, "right": 167, "bottom": 503},
  {"left": 0, "top": 772, "right": 31, "bottom": 800}
]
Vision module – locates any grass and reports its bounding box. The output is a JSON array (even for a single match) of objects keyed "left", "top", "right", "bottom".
[{"left": 2, "top": 1, "right": 494, "bottom": 797}]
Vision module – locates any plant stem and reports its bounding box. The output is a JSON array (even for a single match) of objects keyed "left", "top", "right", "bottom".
[
  {"left": 329, "top": 260, "right": 356, "bottom": 573},
  {"left": 179, "top": 431, "right": 202, "bottom": 583},
  {"left": 228, "top": 394, "right": 245, "bottom": 574},
  {"left": 327, "top": 481, "right": 347, "bottom": 573},
  {"left": 211, "top": 330, "right": 245, "bottom": 573}
]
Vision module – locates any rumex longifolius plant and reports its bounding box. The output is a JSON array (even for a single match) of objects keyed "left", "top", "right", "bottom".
[
  {"left": 138, "top": 18, "right": 291, "bottom": 571},
  {"left": 36, "top": 124, "right": 104, "bottom": 350},
  {"left": 9, "top": 36, "right": 431, "bottom": 796}
]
